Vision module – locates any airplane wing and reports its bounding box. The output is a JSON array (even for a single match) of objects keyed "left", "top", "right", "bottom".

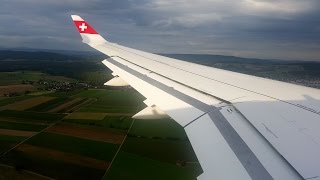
[{"left": 71, "top": 15, "right": 320, "bottom": 180}]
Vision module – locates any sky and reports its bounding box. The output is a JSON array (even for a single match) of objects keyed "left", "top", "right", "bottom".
[{"left": 0, "top": 0, "right": 319, "bottom": 61}]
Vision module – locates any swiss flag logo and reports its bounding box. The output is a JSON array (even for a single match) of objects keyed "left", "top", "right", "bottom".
[{"left": 73, "top": 21, "right": 98, "bottom": 34}]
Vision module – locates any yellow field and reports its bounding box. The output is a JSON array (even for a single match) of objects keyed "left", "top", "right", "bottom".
[
  {"left": 0, "top": 84, "right": 36, "bottom": 96},
  {"left": 64, "top": 112, "right": 108, "bottom": 120},
  {"left": 3, "top": 96, "right": 55, "bottom": 111}
]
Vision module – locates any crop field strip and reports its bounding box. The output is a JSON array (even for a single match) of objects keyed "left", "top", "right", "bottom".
[
  {"left": 1, "top": 149, "right": 105, "bottom": 180},
  {"left": 56, "top": 89, "right": 201, "bottom": 179},
  {"left": 0, "top": 131, "right": 119, "bottom": 179},
  {"left": 103, "top": 136, "right": 202, "bottom": 180},
  {"left": 48, "top": 98, "right": 89, "bottom": 113},
  {"left": 121, "top": 137, "right": 198, "bottom": 164},
  {"left": 23, "top": 132, "right": 119, "bottom": 161},
  {"left": 0, "top": 88, "right": 201, "bottom": 179},
  {"left": 0, "top": 135, "right": 26, "bottom": 155},
  {"left": 0, "top": 110, "right": 65, "bottom": 122},
  {"left": 129, "top": 118, "right": 188, "bottom": 139},
  {"left": 0, "top": 71, "right": 76, "bottom": 86},
  {"left": 0, "top": 108, "right": 121, "bottom": 179},
  {"left": 0, "top": 129, "right": 36, "bottom": 137},
  {"left": 0, "top": 96, "right": 33, "bottom": 107},
  {"left": 0, "top": 121, "right": 47, "bottom": 131},
  {"left": 0, "top": 111, "right": 66, "bottom": 159},
  {"left": 0, "top": 117, "right": 50, "bottom": 126},
  {"left": 1, "top": 96, "right": 56, "bottom": 111},
  {"left": 26, "top": 97, "right": 71, "bottom": 112},
  {"left": 103, "top": 151, "right": 201, "bottom": 180},
  {"left": 0, "top": 72, "right": 44, "bottom": 85},
  {"left": 0, "top": 164, "right": 54, "bottom": 180},
  {"left": 103, "top": 117, "right": 202, "bottom": 180},
  {"left": 101, "top": 103, "right": 141, "bottom": 179},
  {"left": 56, "top": 97, "right": 97, "bottom": 113},
  {"left": 74, "top": 89, "right": 143, "bottom": 113},
  {"left": 15, "top": 144, "right": 109, "bottom": 169},
  {"left": 0, "top": 109, "right": 65, "bottom": 157},
  {"left": 64, "top": 112, "right": 135, "bottom": 120},
  {"left": 0, "top": 84, "right": 36, "bottom": 96},
  {"left": 26, "top": 97, "right": 92, "bottom": 113},
  {"left": 45, "top": 123, "right": 126, "bottom": 144},
  {"left": 64, "top": 112, "right": 108, "bottom": 120}
]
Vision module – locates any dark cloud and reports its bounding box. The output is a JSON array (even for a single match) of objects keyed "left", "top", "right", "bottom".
[{"left": 0, "top": 0, "right": 319, "bottom": 60}]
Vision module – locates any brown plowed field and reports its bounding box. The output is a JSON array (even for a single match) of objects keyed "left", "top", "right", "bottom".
[
  {"left": 65, "top": 112, "right": 134, "bottom": 120},
  {"left": 0, "top": 128, "right": 36, "bottom": 137},
  {"left": 3, "top": 96, "right": 55, "bottom": 111},
  {"left": 0, "top": 84, "right": 36, "bottom": 97},
  {"left": 0, "top": 164, "right": 52, "bottom": 180},
  {"left": 47, "top": 98, "right": 83, "bottom": 113},
  {"left": 64, "top": 112, "right": 107, "bottom": 120},
  {"left": 45, "top": 123, "right": 125, "bottom": 144},
  {"left": 16, "top": 144, "right": 109, "bottom": 170}
]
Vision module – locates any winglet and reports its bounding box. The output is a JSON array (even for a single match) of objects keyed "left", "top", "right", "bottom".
[{"left": 71, "top": 15, "right": 106, "bottom": 45}]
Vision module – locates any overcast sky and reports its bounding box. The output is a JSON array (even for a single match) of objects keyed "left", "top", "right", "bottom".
[{"left": 0, "top": 0, "right": 319, "bottom": 60}]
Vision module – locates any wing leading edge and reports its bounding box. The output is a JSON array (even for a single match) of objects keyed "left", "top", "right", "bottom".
[{"left": 71, "top": 15, "right": 320, "bottom": 180}]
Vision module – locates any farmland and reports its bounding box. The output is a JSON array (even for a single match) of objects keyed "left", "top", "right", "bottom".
[
  {"left": 0, "top": 52, "right": 201, "bottom": 180},
  {"left": 0, "top": 71, "right": 76, "bottom": 86},
  {"left": 0, "top": 84, "right": 36, "bottom": 97},
  {"left": 0, "top": 87, "right": 201, "bottom": 180},
  {"left": 2, "top": 96, "right": 55, "bottom": 111},
  {"left": 104, "top": 151, "right": 200, "bottom": 180},
  {"left": 74, "top": 89, "right": 143, "bottom": 113}
]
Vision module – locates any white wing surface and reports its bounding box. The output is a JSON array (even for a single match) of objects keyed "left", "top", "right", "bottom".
[{"left": 71, "top": 15, "right": 320, "bottom": 180}]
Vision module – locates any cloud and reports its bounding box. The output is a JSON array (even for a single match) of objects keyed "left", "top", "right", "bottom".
[{"left": 0, "top": 0, "right": 319, "bottom": 60}]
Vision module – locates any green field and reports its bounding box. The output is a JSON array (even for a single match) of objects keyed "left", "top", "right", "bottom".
[
  {"left": 1, "top": 150, "right": 105, "bottom": 180},
  {"left": 75, "top": 89, "right": 143, "bottom": 113},
  {"left": 0, "top": 71, "right": 75, "bottom": 85},
  {"left": 47, "top": 89, "right": 85, "bottom": 97},
  {"left": 0, "top": 72, "right": 44, "bottom": 85},
  {"left": 80, "top": 71, "right": 112, "bottom": 86},
  {"left": 0, "top": 165, "right": 50, "bottom": 180},
  {"left": 0, "top": 96, "right": 33, "bottom": 107},
  {"left": 0, "top": 135, "right": 26, "bottom": 142},
  {"left": 0, "top": 135, "right": 26, "bottom": 154},
  {"left": 63, "top": 115, "right": 133, "bottom": 130},
  {"left": 0, "top": 110, "right": 65, "bottom": 123},
  {"left": 27, "top": 97, "right": 70, "bottom": 112},
  {"left": 0, "top": 121, "right": 46, "bottom": 131},
  {"left": 122, "top": 137, "right": 197, "bottom": 164},
  {"left": 29, "top": 90, "right": 54, "bottom": 96},
  {"left": 104, "top": 151, "right": 201, "bottom": 180},
  {"left": 129, "top": 118, "right": 187, "bottom": 139},
  {"left": 26, "top": 132, "right": 119, "bottom": 161},
  {"left": 0, "top": 78, "right": 200, "bottom": 179},
  {"left": 1, "top": 49, "right": 320, "bottom": 179},
  {"left": 55, "top": 98, "right": 90, "bottom": 113}
]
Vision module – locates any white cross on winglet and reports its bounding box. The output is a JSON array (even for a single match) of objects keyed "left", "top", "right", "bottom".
[{"left": 79, "top": 23, "right": 87, "bottom": 31}]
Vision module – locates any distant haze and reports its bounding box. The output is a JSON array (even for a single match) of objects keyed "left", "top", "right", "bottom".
[{"left": 0, "top": 0, "right": 319, "bottom": 61}]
